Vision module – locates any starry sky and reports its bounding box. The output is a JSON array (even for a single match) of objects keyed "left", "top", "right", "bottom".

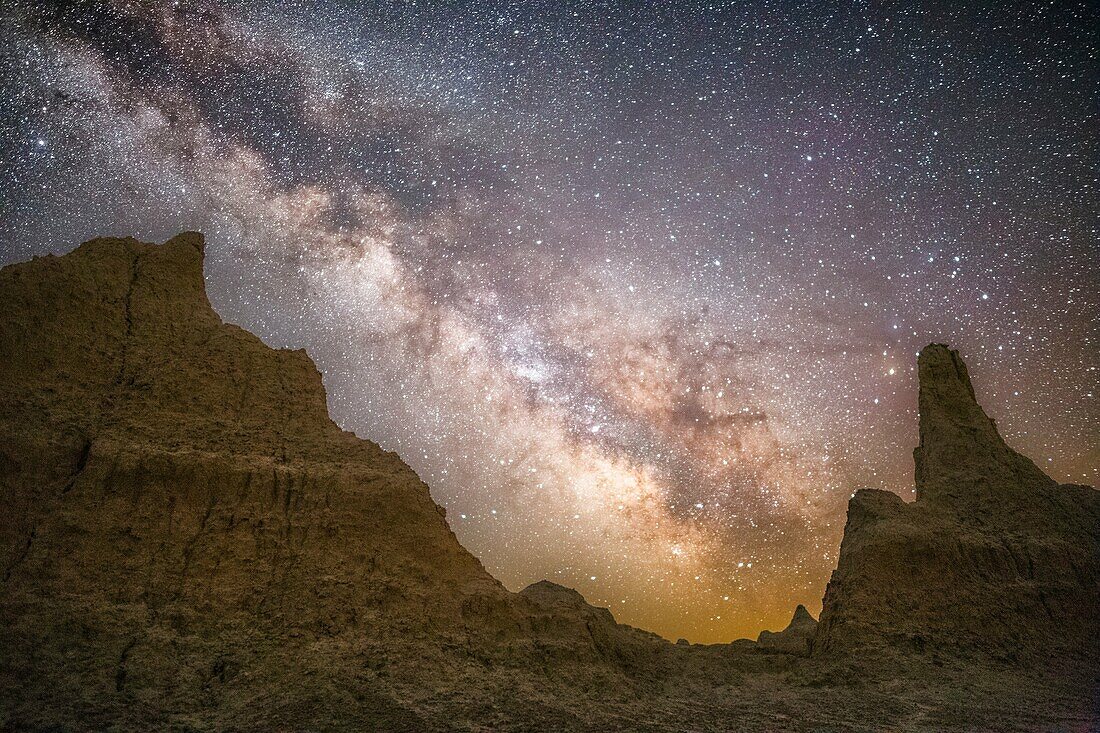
[{"left": 1, "top": 1, "right": 1096, "bottom": 643}]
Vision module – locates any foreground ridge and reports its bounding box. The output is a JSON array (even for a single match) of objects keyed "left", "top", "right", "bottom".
[{"left": 1, "top": 234, "right": 1096, "bottom": 731}]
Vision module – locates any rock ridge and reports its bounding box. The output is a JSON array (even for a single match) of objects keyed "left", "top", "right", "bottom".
[{"left": 756, "top": 604, "right": 817, "bottom": 655}]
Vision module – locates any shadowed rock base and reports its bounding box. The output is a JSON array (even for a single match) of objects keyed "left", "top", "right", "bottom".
[{"left": 1, "top": 235, "right": 1096, "bottom": 731}]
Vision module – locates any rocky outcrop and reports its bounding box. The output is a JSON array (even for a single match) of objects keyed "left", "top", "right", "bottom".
[
  {"left": 756, "top": 605, "right": 816, "bottom": 655},
  {"left": 813, "top": 344, "right": 1100, "bottom": 666},
  {"left": 0, "top": 233, "right": 521, "bottom": 729}
]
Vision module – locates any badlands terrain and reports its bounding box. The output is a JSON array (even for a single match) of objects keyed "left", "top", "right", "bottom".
[{"left": 1, "top": 233, "right": 1096, "bottom": 731}]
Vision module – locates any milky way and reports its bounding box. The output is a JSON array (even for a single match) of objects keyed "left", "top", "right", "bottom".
[{"left": 1, "top": 1, "right": 1096, "bottom": 642}]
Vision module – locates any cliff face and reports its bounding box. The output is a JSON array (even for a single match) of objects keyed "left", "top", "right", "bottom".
[
  {"left": 0, "top": 234, "right": 515, "bottom": 728},
  {"left": 0, "top": 234, "right": 692, "bottom": 730},
  {"left": 0, "top": 232, "right": 501, "bottom": 611},
  {"left": 813, "top": 344, "right": 1100, "bottom": 664}
]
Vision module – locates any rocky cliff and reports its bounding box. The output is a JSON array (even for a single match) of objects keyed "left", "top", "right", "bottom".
[
  {"left": 1, "top": 235, "right": 1096, "bottom": 731},
  {"left": 813, "top": 344, "right": 1100, "bottom": 667},
  {"left": 0, "top": 234, "right": 681, "bottom": 730},
  {"left": 0, "top": 233, "right": 503, "bottom": 728}
]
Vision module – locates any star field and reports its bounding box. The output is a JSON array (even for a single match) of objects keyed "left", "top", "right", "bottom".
[{"left": 0, "top": 1, "right": 1096, "bottom": 642}]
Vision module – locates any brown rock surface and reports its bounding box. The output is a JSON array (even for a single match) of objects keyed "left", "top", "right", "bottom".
[
  {"left": 756, "top": 605, "right": 816, "bottom": 655},
  {"left": 1, "top": 236, "right": 1096, "bottom": 731},
  {"left": 0, "top": 233, "right": 509, "bottom": 728},
  {"left": 813, "top": 344, "right": 1100, "bottom": 666}
]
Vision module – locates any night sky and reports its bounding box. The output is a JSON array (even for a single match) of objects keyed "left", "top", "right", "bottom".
[{"left": 1, "top": 1, "right": 1096, "bottom": 643}]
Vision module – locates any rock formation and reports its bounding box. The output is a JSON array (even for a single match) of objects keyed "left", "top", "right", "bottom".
[
  {"left": 813, "top": 344, "right": 1100, "bottom": 667},
  {"left": 1, "top": 235, "right": 1096, "bottom": 731},
  {"left": 0, "top": 234, "right": 750, "bottom": 729},
  {"left": 756, "top": 605, "right": 816, "bottom": 655},
  {"left": 0, "top": 233, "right": 510, "bottom": 728}
]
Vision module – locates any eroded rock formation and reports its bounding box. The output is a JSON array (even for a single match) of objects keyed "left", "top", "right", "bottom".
[
  {"left": 1, "top": 235, "right": 1096, "bottom": 731},
  {"left": 0, "top": 233, "right": 511, "bottom": 728},
  {"left": 813, "top": 344, "right": 1100, "bottom": 665},
  {"left": 757, "top": 605, "right": 816, "bottom": 655}
]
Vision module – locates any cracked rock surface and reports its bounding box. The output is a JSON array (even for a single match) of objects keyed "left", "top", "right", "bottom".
[{"left": 1, "top": 235, "right": 1096, "bottom": 731}]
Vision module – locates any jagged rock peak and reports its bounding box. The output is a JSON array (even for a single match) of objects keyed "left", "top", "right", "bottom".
[
  {"left": 913, "top": 343, "right": 1054, "bottom": 507},
  {"left": 813, "top": 344, "right": 1099, "bottom": 664},
  {"left": 756, "top": 603, "right": 817, "bottom": 655},
  {"left": 789, "top": 604, "right": 815, "bottom": 626},
  {"left": 520, "top": 580, "right": 591, "bottom": 607}
]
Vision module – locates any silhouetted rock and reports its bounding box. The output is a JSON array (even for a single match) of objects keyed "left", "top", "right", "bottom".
[
  {"left": 757, "top": 605, "right": 816, "bottom": 655},
  {"left": 813, "top": 344, "right": 1100, "bottom": 667},
  {"left": 0, "top": 233, "right": 514, "bottom": 729}
]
